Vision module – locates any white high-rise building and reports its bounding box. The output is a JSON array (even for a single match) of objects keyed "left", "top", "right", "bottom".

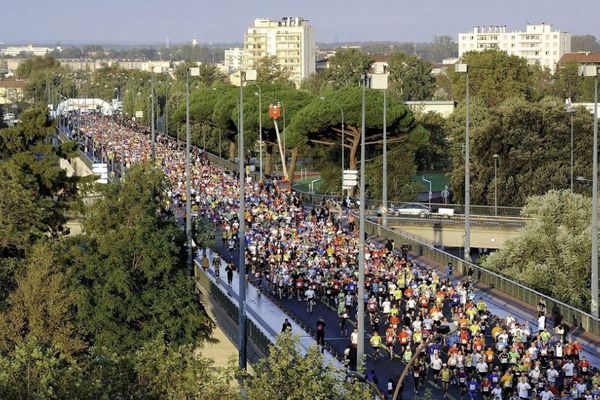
[
  {"left": 243, "top": 17, "right": 315, "bottom": 86},
  {"left": 224, "top": 48, "right": 245, "bottom": 74},
  {"left": 458, "top": 24, "right": 571, "bottom": 72}
]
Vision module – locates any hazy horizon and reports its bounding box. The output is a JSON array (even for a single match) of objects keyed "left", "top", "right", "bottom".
[{"left": 1, "top": 0, "right": 599, "bottom": 45}]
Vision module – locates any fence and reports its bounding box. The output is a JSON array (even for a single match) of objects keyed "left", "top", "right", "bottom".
[
  {"left": 294, "top": 189, "right": 600, "bottom": 336},
  {"left": 60, "top": 116, "right": 599, "bottom": 337},
  {"left": 366, "top": 218, "right": 600, "bottom": 335},
  {"left": 195, "top": 265, "right": 272, "bottom": 359}
]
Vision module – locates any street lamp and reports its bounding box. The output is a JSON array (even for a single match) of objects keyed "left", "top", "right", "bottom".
[
  {"left": 319, "top": 96, "right": 345, "bottom": 198},
  {"left": 186, "top": 66, "right": 200, "bottom": 281},
  {"left": 580, "top": 64, "right": 599, "bottom": 318},
  {"left": 357, "top": 73, "right": 369, "bottom": 367},
  {"left": 150, "top": 70, "right": 155, "bottom": 161},
  {"left": 422, "top": 175, "right": 432, "bottom": 209},
  {"left": 455, "top": 63, "right": 471, "bottom": 262},
  {"left": 492, "top": 154, "right": 499, "bottom": 216},
  {"left": 238, "top": 69, "right": 257, "bottom": 372},
  {"left": 368, "top": 73, "right": 390, "bottom": 227},
  {"left": 565, "top": 98, "right": 577, "bottom": 192}
]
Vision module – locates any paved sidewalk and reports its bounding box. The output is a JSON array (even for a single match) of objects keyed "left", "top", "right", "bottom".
[{"left": 197, "top": 249, "right": 343, "bottom": 368}]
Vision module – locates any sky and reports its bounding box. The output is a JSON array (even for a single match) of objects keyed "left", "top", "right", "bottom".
[{"left": 0, "top": 0, "right": 599, "bottom": 45}]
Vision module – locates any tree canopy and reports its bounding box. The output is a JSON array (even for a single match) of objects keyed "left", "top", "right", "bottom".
[
  {"left": 482, "top": 190, "right": 593, "bottom": 310},
  {"left": 387, "top": 52, "right": 436, "bottom": 101},
  {"left": 68, "top": 164, "right": 212, "bottom": 352},
  {"left": 450, "top": 50, "right": 534, "bottom": 107},
  {"left": 242, "top": 333, "right": 372, "bottom": 400},
  {"left": 447, "top": 97, "right": 595, "bottom": 206}
]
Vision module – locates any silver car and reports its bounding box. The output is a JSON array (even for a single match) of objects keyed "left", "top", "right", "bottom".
[{"left": 389, "top": 203, "right": 431, "bottom": 217}]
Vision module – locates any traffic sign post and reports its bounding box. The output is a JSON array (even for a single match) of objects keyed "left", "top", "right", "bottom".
[
  {"left": 441, "top": 185, "right": 450, "bottom": 204},
  {"left": 343, "top": 169, "right": 358, "bottom": 188}
]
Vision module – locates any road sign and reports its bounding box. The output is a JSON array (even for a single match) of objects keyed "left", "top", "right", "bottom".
[
  {"left": 343, "top": 169, "right": 358, "bottom": 187},
  {"left": 135, "top": 110, "right": 143, "bottom": 118},
  {"left": 441, "top": 185, "right": 450, "bottom": 204}
]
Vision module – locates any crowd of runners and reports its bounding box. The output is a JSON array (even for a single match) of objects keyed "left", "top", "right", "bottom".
[{"left": 70, "top": 114, "right": 600, "bottom": 400}]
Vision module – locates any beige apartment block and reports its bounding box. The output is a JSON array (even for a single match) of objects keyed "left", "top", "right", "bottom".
[
  {"left": 244, "top": 17, "right": 315, "bottom": 86},
  {"left": 459, "top": 23, "right": 571, "bottom": 72}
]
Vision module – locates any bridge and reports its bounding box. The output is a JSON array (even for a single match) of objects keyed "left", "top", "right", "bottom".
[{"left": 383, "top": 215, "right": 524, "bottom": 249}]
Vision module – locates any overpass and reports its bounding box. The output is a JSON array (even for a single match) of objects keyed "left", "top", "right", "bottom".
[{"left": 385, "top": 215, "right": 524, "bottom": 249}]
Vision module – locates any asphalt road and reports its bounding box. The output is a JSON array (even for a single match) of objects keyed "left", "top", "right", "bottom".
[{"left": 209, "top": 217, "right": 482, "bottom": 399}]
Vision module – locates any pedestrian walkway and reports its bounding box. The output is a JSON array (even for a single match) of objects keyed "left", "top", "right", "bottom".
[{"left": 197, "top": 249, "right": 343, "bottom": 369}]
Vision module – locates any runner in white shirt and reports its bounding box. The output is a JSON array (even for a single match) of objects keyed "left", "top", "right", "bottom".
[
  {"left": 539, "top": 387, "right": 555, "bottom": 400},
  {"left": 516, "top": 377, "right": 531, "bottom": 399},
  {"left": 546, "top": 367, "right": 559, "bottom": 385},
  {"left": 305, "top": 288, "right": 316, "bottom": 313}
]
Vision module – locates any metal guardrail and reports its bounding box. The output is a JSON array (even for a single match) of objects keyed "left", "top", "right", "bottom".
[
  {"left": 294, "top": 189, "right": 600, "bottom": 336},
  {"left": 195, "top": 265, "right": 272, "bottom": 358},
  {"left": 367, "top": 219, "right": 600, "bottom": 335},
  {"left": 56, "top": 128, "right": 95, "bottom": 170},
  {"left": 369, "top": 212, "right": 528, "bottom": 228},
  {"left": 64, "top": 117, "right": 597, "bottom": 337}
]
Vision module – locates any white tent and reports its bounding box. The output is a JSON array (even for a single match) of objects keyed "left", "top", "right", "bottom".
[{"left": 54, "top": 98, "right": 114, "bottom": 117}]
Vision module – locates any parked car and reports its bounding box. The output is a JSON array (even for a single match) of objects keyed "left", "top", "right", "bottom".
[{"left": 389, "top": 203, "right": 431, "bottom": 217}]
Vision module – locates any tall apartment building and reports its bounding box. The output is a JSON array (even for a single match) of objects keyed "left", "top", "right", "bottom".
[
  {"left": 458, "top": 24, "right": 571, "bottom": 71},
  {"left": 243, "top": 17, "right": 315, "bottom": 86},
  {"left": 224, "top": 48, "right": 245, "bottom": 74}
]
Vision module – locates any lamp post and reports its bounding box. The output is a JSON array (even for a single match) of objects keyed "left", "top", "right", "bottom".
[
  {"left": 211, "top": 87, "right": 222, "bottom": 158},
  {"left": 237, "top": 69, "right": 257, "bottom": 371},
  {"left": 186, "top": 67, "right": 200, "bottom": 280},
  {"left": 319, "top": 96, "right": 345, "bottom": 197},
  {"left": 493, "top": 154, "right": 499, "bottom": 216},
  {"left": 383, "top": 89, "right": 388, "bottom": 227},
  {"left": 566, "top": 99, "right": 576, "bottom": 192},
  {"left": 456, "top": 63, "right": 471, "bottom": 262},
  {"left": 357, "top": 73, "right": 368, "bottom": 366},
  {"left": 251, "top": 83, "right": 263, "bottom": 178},
  {"left": 581, "top": 65, "right": 599, "bottom": 318},
  {"left": 150, "top": 71, "right": 156, "bottom": 161},
  {"left": 422, "top": 176, "right": 432, "bottom": 209}
]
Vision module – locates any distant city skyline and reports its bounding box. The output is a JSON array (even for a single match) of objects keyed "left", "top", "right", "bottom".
[{"left": 1, "top": 0, "right": 599, "bottom": 45}]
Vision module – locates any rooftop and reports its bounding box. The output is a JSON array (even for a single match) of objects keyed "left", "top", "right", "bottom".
[{"left": 559, "top": 52, "right": 600, "bottom": 64}]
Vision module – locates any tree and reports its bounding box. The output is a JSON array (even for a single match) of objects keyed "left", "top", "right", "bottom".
[
  {"left": 134, "top": 336, "right": 239, "bottom": 400},
  {"left": 241, "top": 333, "right": 372, "bottom": 400},
  {"left": 414, "top": 111, "right": 449, "bottom": 171},
  {"left": 554, "top": 60, "right": 585, "bottom": 101},
  {"left": 387, "top": 52, "right": 436, "bottom": 101},
  {"left": 365, "top": 145, "right": 421, "bottom": 202},
  {"left": 15, "top": 55, "right": 61, "bottom": 79},
  {"left": 571, "top": 35, "right": 600, "bottom": 52},
  {"left": 0, "top": 107, "right": 79, "bottom": 258},
  {"left": 0, "top": 243, "right": 84, "bottom": 357},
  {"left": 174, "top": 61, "right": 225, "bottom": 86},
  {"left": 285, "top": 86, "right": 426, "bottom": 177},
  {"left": 325, "top": 48, "right": 374, "bottom": 88},
  {"left": 0, "top": 336, "right": 85, "bottom": 400},
  {"left": 447, "top": 97, "right": 595, "bottom": 206},
  {"left": 69, "top": 164, "right": 213, "bottom": 352},
  {"left": 255, "top": 55, "right": 293, "bottom": 85},
  {"left": 529, "top": 64, "right": 555, "bottom": 102},
  {"left": 482, "top": 190, "right": 593, "bottom": 310},
  {"left": 425, "top": 35, "right": 458, "bottom": 62},
  {"left": 450, "top": 50, "right": 533, "bottom": 106},
  {"left": 300, "top": 71, "right": 331, "bottom": 95}
]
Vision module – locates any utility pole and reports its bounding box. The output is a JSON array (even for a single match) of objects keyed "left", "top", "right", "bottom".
[
  {"left": 151, "top": 71, "right": 156, "bottom": 161},
  {"left": 357, "top": 73, "right": 368, "bottom": 365}
]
